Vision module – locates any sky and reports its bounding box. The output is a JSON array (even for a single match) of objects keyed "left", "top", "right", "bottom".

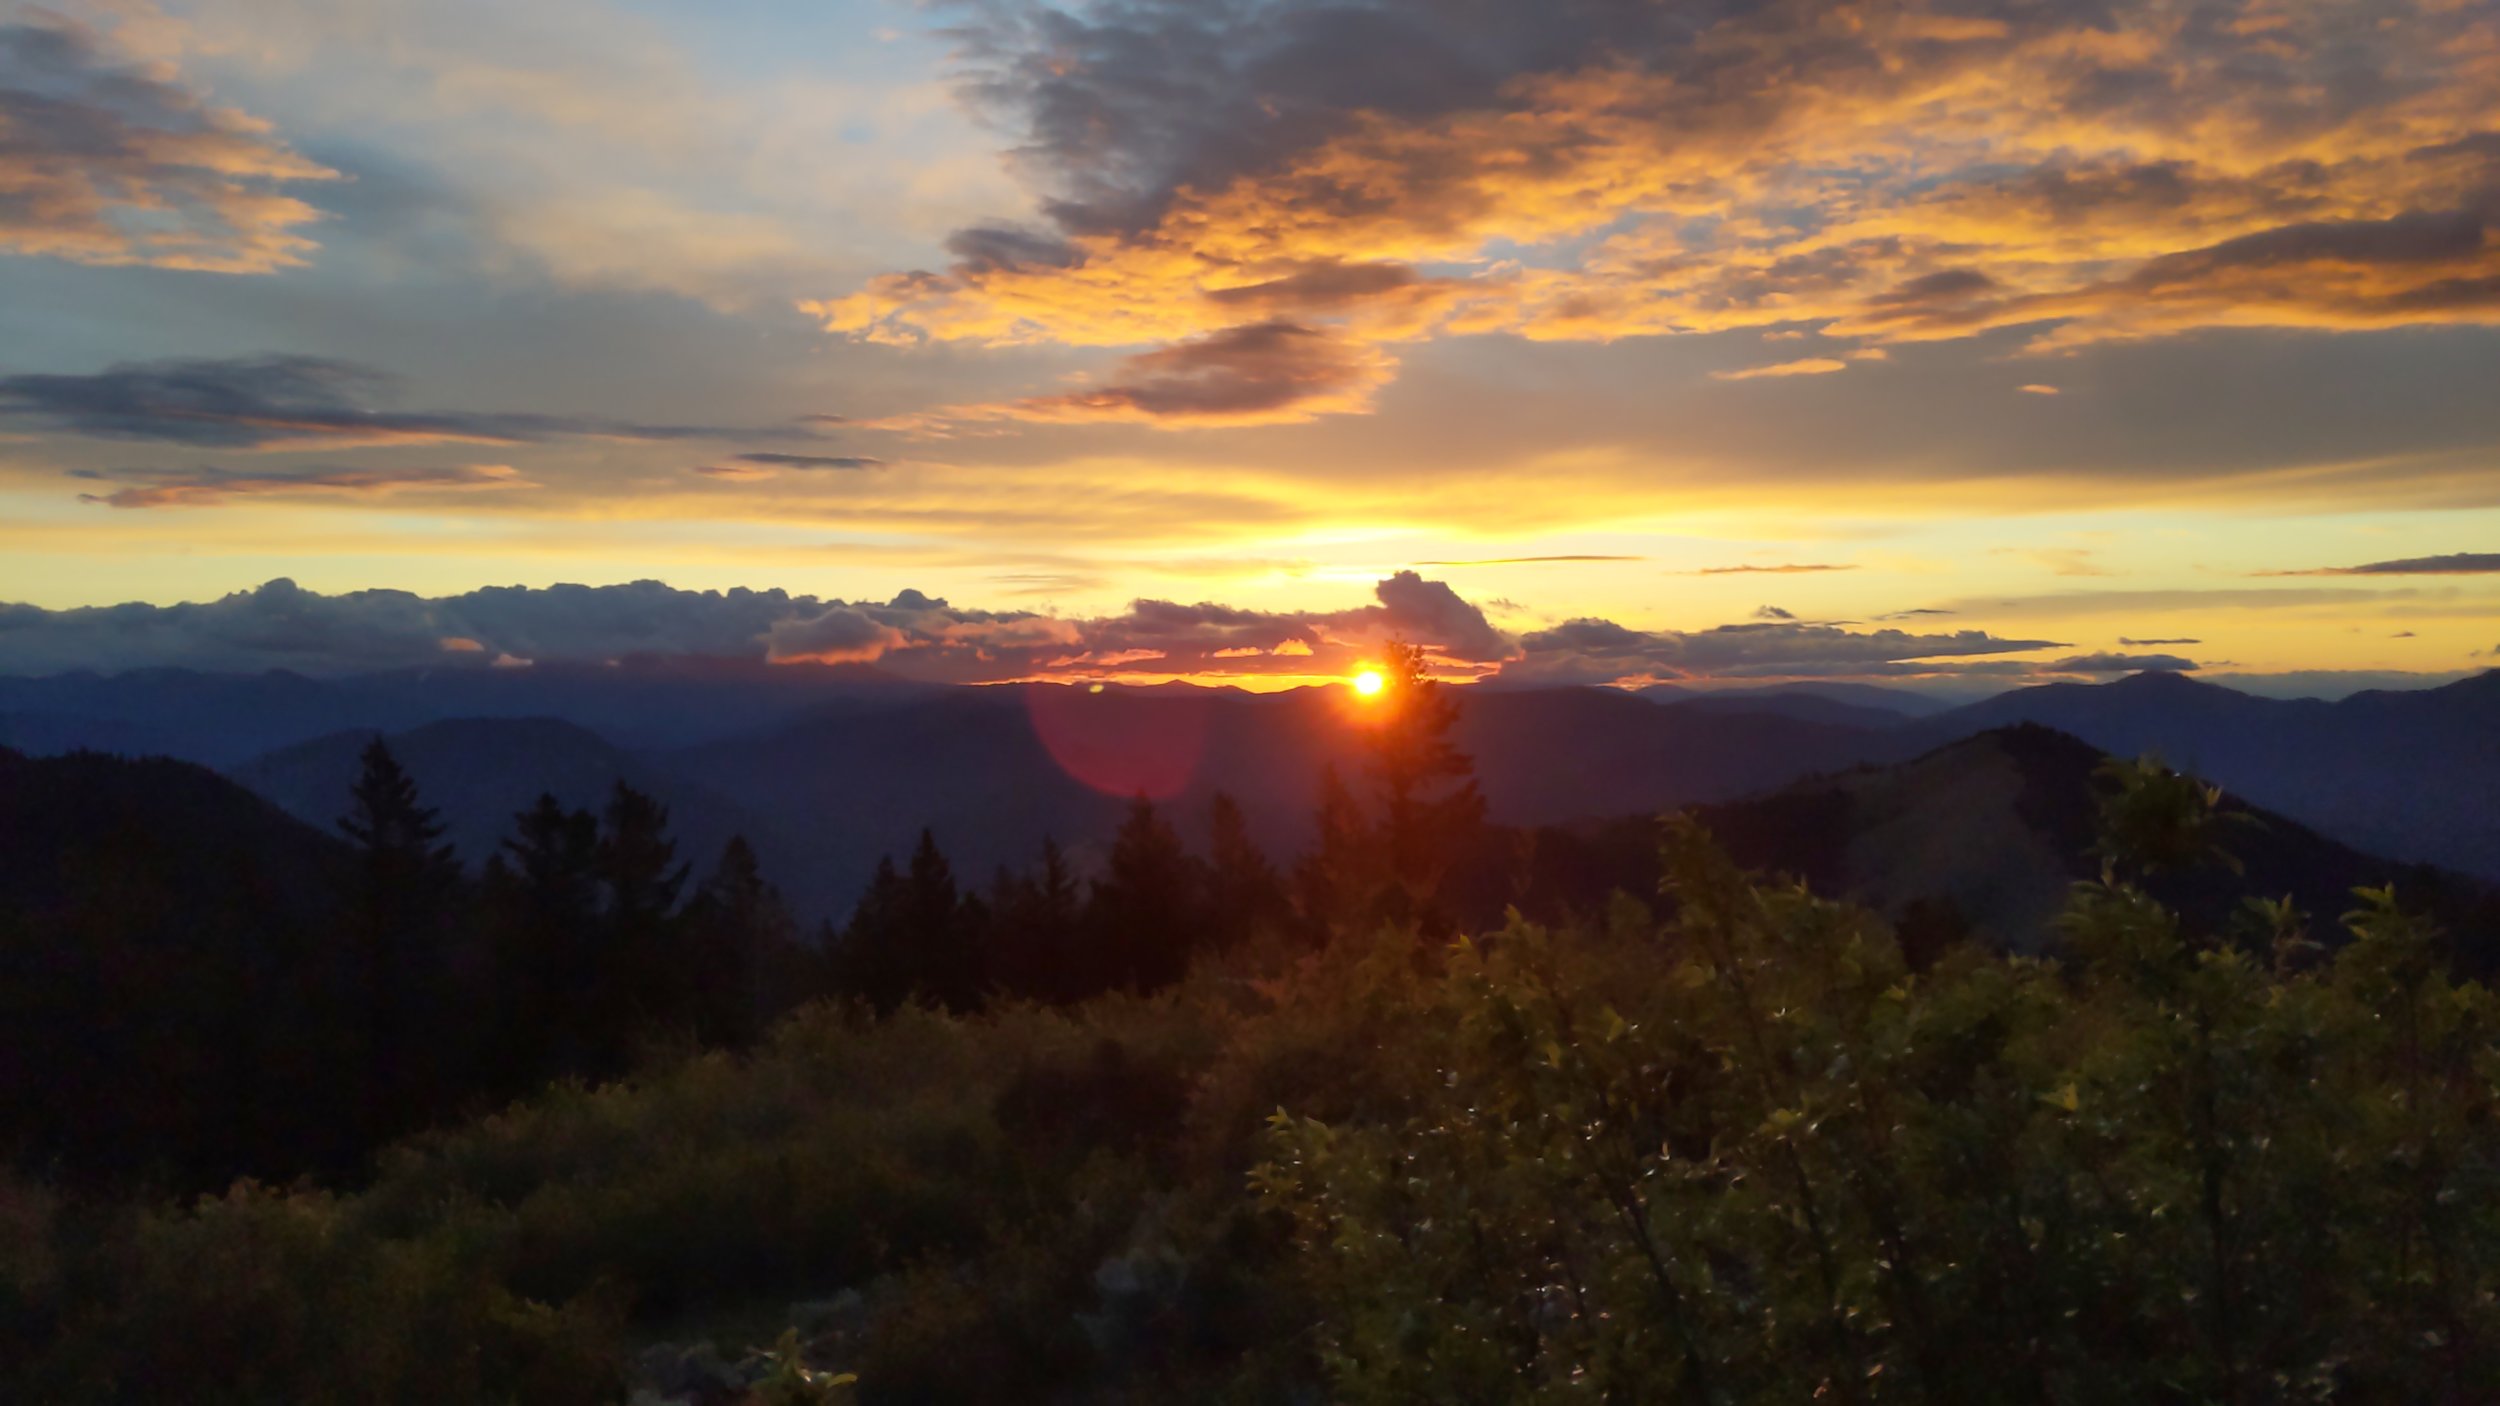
[{"left": 1, "top": 0, "right": 2496, "bottom": 692}]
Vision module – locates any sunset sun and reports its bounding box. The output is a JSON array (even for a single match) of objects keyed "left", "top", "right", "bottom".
[{"left": 1352, "top": 668, "right": 1386, "bottom": 697}]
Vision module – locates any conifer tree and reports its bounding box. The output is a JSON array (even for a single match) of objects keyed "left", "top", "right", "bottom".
[
  {"left": 684, "top": 834, "right": 795, "bottom": 1046},
  {"left": 835, "top": 831, "right": 981, "bottom": 1013},
  {"left": 1294, "top": 762, "right": 1376, "bottom": 938},
  {"left": 337, "top": 736, "right": 459, "bottom": 1129},
  {"left": 991, "top": 837, "right": 1083, "bottom": 1002},
  {"left": 1205, "top": 791, "right": 1286, "bottom": 952},
  {"left": 1087, "top": 795, "right": 1202, "bottom": 993},
  {"left": 489, "top": 792, "right": 601, "bottom": 1081},
  {"left": 1363, "top": 640, "right": 1484, "bottom": 931},
  {"left": 592, "top": 781, "right": 692, "bottom": 1064}
]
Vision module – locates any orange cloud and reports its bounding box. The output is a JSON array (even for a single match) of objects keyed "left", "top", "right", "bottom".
[
  {"left": 1712, "top": 357, "right": 1852, "bottom": 381},
  {"left": 0, "top": 15, "right": 338, "bottom": 273},
  {"left": 810, "top": 0, "right": 2500, "bottom": 424}
]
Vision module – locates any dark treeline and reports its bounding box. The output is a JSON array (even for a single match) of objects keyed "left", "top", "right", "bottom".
[
  {"left": 0, "top": 645, "right": 1490, "bottom": 1194},
  {"left": 0, "top": 737, "right": 823, "bottom": 1192}
]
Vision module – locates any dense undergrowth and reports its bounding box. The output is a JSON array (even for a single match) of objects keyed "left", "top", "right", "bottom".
[{"left": 9, "top": 790, "right": 2500, "bottom": 1402}]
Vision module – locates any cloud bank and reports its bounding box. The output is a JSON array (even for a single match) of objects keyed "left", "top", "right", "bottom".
[{"left": 0, "top": 571, "right": 2091, "bottom": 684}]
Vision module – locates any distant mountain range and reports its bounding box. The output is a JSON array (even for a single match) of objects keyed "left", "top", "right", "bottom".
[
  {"left": 1517, "top": 724, "right": 2500, "bottom": 961},
  {"left": 5, "top": 664, "right": 2496, "bottom": 919}
]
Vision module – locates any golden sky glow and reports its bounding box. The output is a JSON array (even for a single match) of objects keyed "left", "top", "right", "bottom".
[{"left": 0, "top": 0, "right": 2494, "bottom": 693}]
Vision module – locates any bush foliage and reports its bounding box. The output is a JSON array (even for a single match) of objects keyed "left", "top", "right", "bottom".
[{"left": 9, "top": 675, "right": 2500, "bottom": 1403}]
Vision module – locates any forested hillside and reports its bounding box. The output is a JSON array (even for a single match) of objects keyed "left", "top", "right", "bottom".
[{"left": 6, "top": 653, "right": 2500, "bottom": 1403}]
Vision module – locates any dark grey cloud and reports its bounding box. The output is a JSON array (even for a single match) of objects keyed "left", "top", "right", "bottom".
[
  {"left": 940, "top": 0, "right": 1677, "bottom": 238},
  {"left": 2272, "top": 552, "right": 2500, "bottom": 576},
  {"left": 942, "top": 223, "right": 1084, "bottom": 273},
  {"left": 0, "top": 355, "right": 806, "bottom": 449},
  {"left": 2050, "top": 652, "right": 2200, "bottom": 673},
  {"left": 1754, "top": 605, "right": 1797, "bottom": 621},
  {"left": 0, "top": 578, "right": 832, "bottom": 674},
  {"left": 728, "top": 453, "right": 888, "bottom": 470},
  {"left": 0, "top": 571, "right": 1522, "bottom": 679},
  {"left": 0, "top": 15, "right": 337, "bottom": 272},
  {"left": 70, "top": 462, "right": 531, "bottom": 508},
  {"left": 2118, "top": 636, "right": 2202, "bottom": 646},
  {"left": 998, "top": 320, "right": 1387, "bottom": 424}
]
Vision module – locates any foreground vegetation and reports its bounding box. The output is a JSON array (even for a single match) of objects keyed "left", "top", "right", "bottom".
[
  {"left": 8, "top": 766, "right": 2500, "bottom": 1401},
  {"left": 8, "top": 653, "right": 2500, "bottom": 1402}
]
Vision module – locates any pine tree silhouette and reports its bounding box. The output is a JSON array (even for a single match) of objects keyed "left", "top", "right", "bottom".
[
  {"left": 991, "top": 836, "right": 1083, "bottom": 1002},
  {"left": 835, "top": 831, "right": 981, "bottom": 1013},
  {"left": 1088, "top": 795, "right": 1202, "bottom": 993},
  {"left": 592, "top": 781, "right": 691, "bottom": 1068},
  {"left": 1364, "top": 640, "right": 1484, "bottom": 933},
  {"left": 337, "top": 736, "right": 459, "bottom": 1135},
  {"left": 684, "top": 834, "right": 799, "bottom": 1046},
  {"left": 1294, "top": 762, "right": 1377, "bottom": 937},
  {"left": 1206, "top": 791, "right": 1286, "bottom": 952},
  {"left": 489, "top": 792, "right": 602, "bottom": 1081}
]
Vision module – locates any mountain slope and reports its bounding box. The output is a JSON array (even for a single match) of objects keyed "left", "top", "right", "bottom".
[
  {"left": 1912, "top": 670, "right": 2500, "bottom": 880},
  {"left": 1520, "top": 725, "right": 2500, "bottom": 958},
  {"left": 0, "top": 747, "right": 363, "bottom": 1183}
]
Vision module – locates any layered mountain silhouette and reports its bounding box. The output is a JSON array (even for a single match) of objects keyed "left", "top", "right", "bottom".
[
  {"left": 1513, "top": 725, "right": 2500, "bottom": 960},
  {"left": 232, "top": 717, "right": 779, "bottom": 895},
  {"left": 0, "top": 657, "right": 923, "bottom": 766},
  {"left": 1904, "top": 671, "right": 2500, "bottom": 881},
  {"left": 7, "top": 665, "right": 2497, "bottom": 918}
]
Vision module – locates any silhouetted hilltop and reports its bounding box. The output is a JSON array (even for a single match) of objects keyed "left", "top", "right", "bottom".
[
  {"left": 0, "top": 744, "right": 350, "bottom": 917},
  {"left": 1519, "top": 725, "right": 2500, "bottom": 959},
  {"left": 0, "top": 747, "right": 363, "bottom": 1183},
  {"left": 1913, "top": 668, "right": 2500, "bottom": 879}
]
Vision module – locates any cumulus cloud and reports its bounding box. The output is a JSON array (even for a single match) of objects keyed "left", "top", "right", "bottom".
[
  {"left": 0, "top": 578, "right": 832, "bottom": 675},
  {"left": 71, "top": 462, "right": 532, "bottom": 508},
  {"left": 2049, "top": 652, "right": 2200, "bottom": 674},
  {"left": 0, "top": 15, "right": 338, "bottom": 272},
  {"left": 0, "top": 572, "right": 1508, "bottom": 679},
  {"left": 0, "top": 566, "right": 2089, "bottom": 689},
  {"left": 809, "top": 0, "right": 2500, "bottom": 425},
  {"left": 1499, "top": 615, "right": 2066, "bottom": 686},
  {"left": 0, "top": 355, "right": 804, "bottom": 450},
  {"left": 2272, "top": 552, "right": 2500, "bottom": 576}
]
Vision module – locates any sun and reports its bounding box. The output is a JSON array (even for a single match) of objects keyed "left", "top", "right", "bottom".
[{"left": 1352, "top": 668, "right": 1386, "bottom": 697}]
